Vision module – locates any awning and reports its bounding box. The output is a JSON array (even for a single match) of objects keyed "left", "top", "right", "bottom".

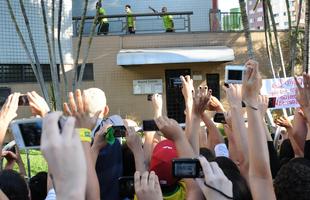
[{"left": 117, "top": 46, "right": 234, "bottom": 66}]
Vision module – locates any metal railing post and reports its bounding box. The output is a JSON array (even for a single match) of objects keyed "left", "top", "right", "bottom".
[{"left": 187, "top": 14, "right": 191, "bottom": 32}]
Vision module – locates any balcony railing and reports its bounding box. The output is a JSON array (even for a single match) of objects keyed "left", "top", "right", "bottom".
[
  {"left": 72, "top": 11, "right": 193, "bottom": 36},
  {"left": 209, "top": 10, "right": 243, "bottom": 32}
]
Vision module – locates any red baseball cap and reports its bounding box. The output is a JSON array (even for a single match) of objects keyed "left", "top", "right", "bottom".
[{"left": 149, "top": 139, "right": 178, "bottom": 186}]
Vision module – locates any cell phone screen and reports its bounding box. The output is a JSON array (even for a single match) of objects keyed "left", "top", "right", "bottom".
[
  {"left": 112, "top": 126, "right": 127, "bottom": 137},
  {"left": 18, "top": 95, "right": 29, "bottom": 106},
  {"left": 213, "top": 113, "right": 226, "bottom": 124},
  {"left": 142, "top": 120, "right": 159, "bottom": 131},
  {"left": 172, "top": 158, "right": 203, "bottom": 178},
  {"left": 19, "top": 121, "right": 42, "bottom": 147}
]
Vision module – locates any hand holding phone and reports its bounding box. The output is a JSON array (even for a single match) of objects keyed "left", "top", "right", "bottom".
[
  {"left": 172, "top": 158, "right": 204, "bottom": 178},
  {"left": 213, "top": 113, "right": 226, "bottom": 124}
]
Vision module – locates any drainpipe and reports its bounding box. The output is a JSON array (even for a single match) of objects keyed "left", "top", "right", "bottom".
[{"left": 210, "top": 0, "right": 220, "bottom": 31}]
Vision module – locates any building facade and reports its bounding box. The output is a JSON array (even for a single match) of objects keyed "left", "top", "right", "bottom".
[
  {"left": 247, "top": 0, "right": 305, "bottom": 30},
  {"left": 0, "top": 0, "right": 290, "bottom": 123}
]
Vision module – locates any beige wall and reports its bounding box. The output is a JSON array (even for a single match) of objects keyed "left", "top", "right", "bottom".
[{"left": 0, "top": 31, "right": 289, "bottom": 122}]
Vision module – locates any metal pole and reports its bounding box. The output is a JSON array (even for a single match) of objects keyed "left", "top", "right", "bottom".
[
  {"left": 187, "top": 15, "right": 191, "bottom": 32},
  {"left": 26, "top": 149, "right": 31, "bottom": 178}
]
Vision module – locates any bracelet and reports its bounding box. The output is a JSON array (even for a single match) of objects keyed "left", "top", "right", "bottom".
[
  {"left": 243, "top": 100, "right": 258, "bottom": 110},
  {"left": 77, "top": 128, "right": 92, "bottom": 143}
]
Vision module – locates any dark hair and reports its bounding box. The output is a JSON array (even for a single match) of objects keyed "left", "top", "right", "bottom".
[
  {"left": 125, "top": 5, "right": 131, "bottom": 9},
  {"left": 29, "top": 172, "right": 48, "bottom": 200},
  {"left": 200, "top": 147, "right": 215, "bottom": 161},
  {"left": 279, "top": 139, "right": 294, "bottom": 167},
  {"left": 274, "top": 158, "right": 310, "bottom": 200},
  {"left": 215, "top": 157, "right": 252, "bottom": 200},
  {"left": 0, "top": 170, "right": 29, "bottom": 200}
]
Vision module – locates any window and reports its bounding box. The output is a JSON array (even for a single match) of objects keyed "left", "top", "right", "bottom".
[
  {"left": 0, "top": 64, "right": 58, "bottom": 83},
  {"left": 257, "top": 17, "right": 263, "bottom": 22},
  {"left": 273, "top": 13, "right": 279, "bottom": 17},
  {"left": 283, "top": 12, "right": 287, "bottom": 16},
  {"left": 77, "top": 63, "right": 94, "bottom": 81}
]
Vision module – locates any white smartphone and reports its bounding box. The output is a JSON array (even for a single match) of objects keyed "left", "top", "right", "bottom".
[{"left": 10, "top": 118, "right": 42, "bottom": 150}]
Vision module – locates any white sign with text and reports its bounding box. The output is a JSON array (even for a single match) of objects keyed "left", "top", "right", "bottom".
[
  {"left": 133, "top": 79, "right": 163, "bottom": 94},
  {"left": 261, "top": 76, "right": 303, "bottom": 109}
]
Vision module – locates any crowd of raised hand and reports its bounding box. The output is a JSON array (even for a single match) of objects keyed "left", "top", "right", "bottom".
[{"left": 1, "top": 60, "right": 310, "bottom": 200}]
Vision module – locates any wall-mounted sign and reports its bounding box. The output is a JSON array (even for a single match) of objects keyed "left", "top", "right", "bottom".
[{"left": 133, "top": 79, "right": 163, "bottom": 94}]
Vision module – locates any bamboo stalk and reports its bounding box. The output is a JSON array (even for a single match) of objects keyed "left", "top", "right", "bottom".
[
  {"left": 266, "top": 0, "right": 287, "bottom": 77},
  {"left": 290, "top": 0, "right": 303, "bottom": 75},
  {"left": 239, "top": 0, "right": 255, "bottom": 59},
  {"left": 57, "top": 0, "right": 69, "bottom": 101},
  {"left": 263, "top": 0, "right": 276, "bottom": 78},
  {"left": 73, "top": 0, "right": 89, "bottom": 91},
  {"left": 18, "top": 0, "right": 51, "bottom": 105},
  {"left": 6, "top": 0, "right": 51, "bottom": 107},
  {"left": 77, "top": 6, "right": 100, "bottom": 88},
  {"left": 40, "top": 0, "right": 62, "bottom": 110},
  {"left": 303, "top": 0, "right": 309, "bottom": 73}
]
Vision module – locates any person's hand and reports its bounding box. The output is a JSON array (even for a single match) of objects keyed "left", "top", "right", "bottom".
[
  {"left": 92, "top": 124, "right": 111, "bottom": 151},
  {"left": 257, "top": 95, "right": 269, "bottom": 117},
  {"left": 0, "top": 93, "right": 20, "bottom": 147},
  {"left": 27, "top": 91, "right": 50, "bottom": 117},
  {"left": 151, "top": 94, "right": 163, "bottom": 118},
  {"left": 1, "top": 150, "right": 17, "bottom": 169},
  {"left": 274, "top": 116, "right": 292, "bottom": 129},
  {"left": 126, "top": 128, "right": 143, "bottom": 153},
  {"left": 196, "top": 156, "right": 233, "bottom": 200},
  {"left": 154, "top": 116, "right": 184, "bottom": 142},
  {"left": 41, "top": 112, "right": 87, "bottom": 199},
  {"left": 242, "top": 60, "right": 262, "bottom": 106},
  {"left": 180, "top": 75, "right": 194, "bottom": 103},
  {"left": 193, "top": 86, "right": 212, "bottom": 116},
  {"left": 134, "top": 171, "right": 163, "bottom": 200},
  {"left": 207, "top": 96, "right": 225, "bottom": 112},
  {"left": 0, "top": 93, "right": 20, "bottom": 124},
  {"left": 223, "top": 84, "right": 242, "bottom": 108},
  {"left": 63, "top": 89, "right": 100, "bottom": 130},
  {"left": 224, "top": 111, "right": 232, "bottom": 127},
  {"left": 295, "top": 73, "right": 310, "bottom": 119}
]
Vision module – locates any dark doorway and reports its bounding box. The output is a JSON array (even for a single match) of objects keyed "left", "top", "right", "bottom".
[
  {"left": 206, "top": 73, "right": 220, "bottom": 100},
  {"left": 165, "top": 69, "right": 191, "bottom": 123}
]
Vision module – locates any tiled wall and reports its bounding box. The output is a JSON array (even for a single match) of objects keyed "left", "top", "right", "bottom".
[
  {"left": 0, "top": 32, "right": 289, "bottom": 121},
  {"left": 0, "top": 0, "right": 73, "bottom": 64},
  {"left": 73, "top": 0, "right": 212, "bottom": 32}
]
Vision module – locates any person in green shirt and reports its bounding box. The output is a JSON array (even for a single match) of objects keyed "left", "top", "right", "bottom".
[
  {"left": 150, "top": 6, "right": 175, "bottom": 32},
  {"left": 96, "top": 0, "right": 109, "bottom": 35},
  {"left": 161, "top": 7, "right": 174, "bottom": 32},
  {"left": 125, "top": 5, "right": 136, "bottom": 34}
]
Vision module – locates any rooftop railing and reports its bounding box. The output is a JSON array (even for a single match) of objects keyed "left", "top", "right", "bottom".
[
  {"left": 72, "top": 11, "right": 193, "bottom": 36},
  {"left": 209, "top": 10, "right": 243, "bottom": 32}
]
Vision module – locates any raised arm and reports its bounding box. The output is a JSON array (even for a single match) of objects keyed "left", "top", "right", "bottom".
[
  {"left": 275, "top": 116, "right": 304, "bottom": 157},
  {"left": 223, "top": 84, "right": 249, "bottom": 180},
  {"left": 180, "top": 75, "right": 200, "bottom": 155},
  {"left": 155, "top": 116, "right": 204, "bottom": 200},
  {"left": 41, "top": 113, "right": 87, "bottom": 200},
  {"left": 126, "top": 127, "right": 147, "bottom": 173},
  {"left": 143, "top": 94, "right": 163, "bottom": 167},
  {"left": 242, "top": 60, "right": 275, "bottom": 200},
  {"left": 294, "top": 73, "right": 310, "bottom": 159},
  {"left": 0, "top": 93, "right": 19, "bottom": 150},
  {"left": 63, "top": 89, "right": 101, "bottom": 200}
]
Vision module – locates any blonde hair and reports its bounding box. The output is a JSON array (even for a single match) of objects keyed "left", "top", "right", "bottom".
[{"left": 83, "top": 88, "right": 107, "bottom": 117}]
